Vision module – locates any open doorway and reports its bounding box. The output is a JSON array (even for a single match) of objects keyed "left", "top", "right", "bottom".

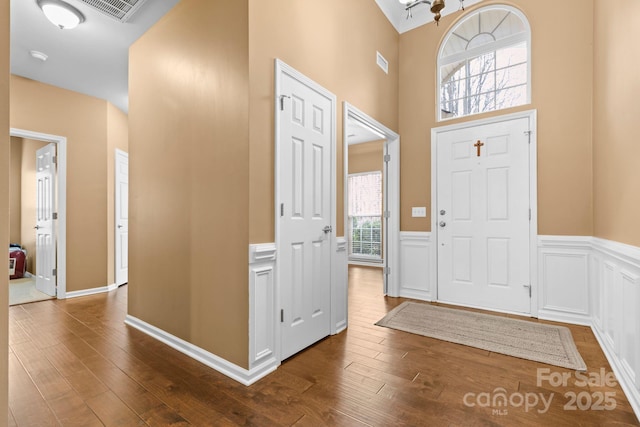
[
  {"left": 8, "top": 128, "right": 67, "bottom": 304},
  {"left": 343, "top": 103, "right": 399, "bottom": 296}
]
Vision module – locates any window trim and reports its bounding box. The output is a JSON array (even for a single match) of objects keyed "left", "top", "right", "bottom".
[{"left": 436, "top": 5, "right": 532, "bottom": 122}]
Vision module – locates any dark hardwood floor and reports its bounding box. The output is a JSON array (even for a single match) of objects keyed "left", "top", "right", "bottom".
[{"left": 8, "top": 266, "right": 640, "bottom": 426}]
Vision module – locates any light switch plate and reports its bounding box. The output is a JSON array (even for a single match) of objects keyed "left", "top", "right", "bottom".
[{"left": 412, "top": 207, "right": 427, "bottom": 217}]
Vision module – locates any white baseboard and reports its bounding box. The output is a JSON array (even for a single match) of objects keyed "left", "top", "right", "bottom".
[
  {"left": 347, "top": 260, "right": 383, "bottom": 268},
  {"left": 125, "top": 315, "right": 278, "bottom": 386},
  {"left": 65, "top": 283, "right": 118, "bottom": 299},
  {"left": 592, "top": 324, "right": 640, "bottom": 420}
]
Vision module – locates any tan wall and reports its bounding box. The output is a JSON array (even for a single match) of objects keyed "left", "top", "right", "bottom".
[
  {"left": 0, "top": 0, "right": 10, "bottom": 418},
  {"left": 10, "top": 76, "right": 110, "bottom": 292},
  {"left": 106, "top": 103, "right": 129, "bottom": 285},
  {"left": 593, "top": 0, "right": 640, "bottom": 246},
  {"left": 19, "top": 138, "right": 48, "bottom": 273},
  {"left": 128, "top": 0, "right": 250, "bottom": 367},
  {"left": 399, "top": 0, "right": 594, "bottom": 235},
  {"left": 249, "top": 0, "right": 399, "bottom": 240},
  {"left": 9, "top": 137, "right": 21, "bottom": 244},
  {"left": 348, "top": 140, "right": 384, "bottom": 175}
]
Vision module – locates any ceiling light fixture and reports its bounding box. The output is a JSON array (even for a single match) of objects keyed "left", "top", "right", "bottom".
[
  {"left": 37, "top": 0, "right": 85, "bottom": 30},
  {"left": 400, "top": 0, "right": 460, "bottom": 25}
]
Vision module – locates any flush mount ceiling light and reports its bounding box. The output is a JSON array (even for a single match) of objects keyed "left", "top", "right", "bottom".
[
  {"left": 37, "top": 0, "right": 85, "bottom": 29},
  {"left": 400, "top": 0, "right": 464, "bottom": 25}
]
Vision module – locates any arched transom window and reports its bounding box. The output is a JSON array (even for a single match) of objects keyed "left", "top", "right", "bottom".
[{"left": 438, "top": 5, "right": 531, "bottom": 121}]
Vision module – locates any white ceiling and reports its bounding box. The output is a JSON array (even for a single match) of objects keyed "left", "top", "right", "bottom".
[
  {"left": 375, "top": 0, "right": 483, "bottom": 33},
  {"left": 347, "top": 120, "right": 385, "bottom": 145},
  {"left": 10, "top": 0, "right": 180, "bottom": 113},
  {"left": 10, "top": 0, "right": 480, "bottom": 115}
]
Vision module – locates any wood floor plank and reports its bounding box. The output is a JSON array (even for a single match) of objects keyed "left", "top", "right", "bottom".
[
  {"left": 8, "top": 353, "right": 59, "bottom": 426},
  {"left": 85, "top": 390, "right": 145, "bottom": 426},
  {"left": 6, "top": 265, "right": 639, "bottom": 426}
]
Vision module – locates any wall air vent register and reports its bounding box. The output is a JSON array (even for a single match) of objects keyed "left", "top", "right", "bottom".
[{"left": 77, "top": 0, "right": 147, "bottom": 23}]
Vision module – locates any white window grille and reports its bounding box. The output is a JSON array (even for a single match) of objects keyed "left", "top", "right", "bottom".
[{"left": 438, "top": 6, "right": 531, "bottom": 121}]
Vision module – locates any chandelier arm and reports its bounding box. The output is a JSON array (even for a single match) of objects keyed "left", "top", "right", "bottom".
[{"left": 404, "top": 0, "right": 432, "bottom": 12}]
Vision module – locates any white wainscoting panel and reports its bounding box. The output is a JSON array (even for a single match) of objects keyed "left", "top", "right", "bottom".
[
  {"left": 537, "top": 236, "right": 591, "bottom": 325},
  {"left": 399, "top": 232, "right": 432, "bottom": 301},
  {"left": 249, "top": 243, "right": 279, "bottom": 373},
  {"left": 591, "top": 238, "right": 640, "bottom": 418},
  {"left": 332, "top": 237, "right": 348, "bottom": 334}
]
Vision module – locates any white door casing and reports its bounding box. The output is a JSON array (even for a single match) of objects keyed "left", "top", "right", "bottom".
[
  {"left": 342, "top": 103, "right": 400, "bottom": 297},
  {"left": 35, "top": 143, "right": 57, "bottom": 297},
  {"left": 115, "top": 149, "right": 129, "bottom": 286},
  {"left": 276, "top": 60, "right": 335, "bottom": 360},
  {"left": 434, "top": 112, "right": 536, "bottom": 314}
]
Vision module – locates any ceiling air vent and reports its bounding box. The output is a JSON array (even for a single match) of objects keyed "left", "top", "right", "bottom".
[{"left": 77, "top": 0, "right": 148, "bottom": 23}]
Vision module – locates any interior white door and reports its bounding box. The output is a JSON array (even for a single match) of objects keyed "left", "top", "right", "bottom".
[
  {"left": 35, "top": 143, "right": 57, "bottom": 297},
  {"left": 115, "top": 149, "right": 129, "bottom": 286},
  {"left": 278, "top": 65, "right": 333, "bottom": 360},
  {"left": 437, "top": 117, "right": 531, "bottom": 314}
]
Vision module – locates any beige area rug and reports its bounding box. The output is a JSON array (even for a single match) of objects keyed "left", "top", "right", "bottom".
[
  {"left": 9, "top": 277, "right": 55, "bottom": 306},
  {"left": 376, "top": 301, "right": 586, "bottom": 371}
]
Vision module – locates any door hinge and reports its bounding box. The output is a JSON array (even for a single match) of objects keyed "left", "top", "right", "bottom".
[
  {"left": 524, "top": 283, "right": 531, "bottom": 297},
  {"left": 383, "top": 211, "right": 390, "bottom": 219},
  {"left": 529, "top": 209, "right": 531, "bottom": 221},
  {"left": 53, "top": 212, "right": 58, "bottom": 220},
  {"left": 280, "top": 203, "right": 284, "bottom": 217},
  {"left": 384, "top": 267, "right": 391, "bottom": 275},
  {"left": 384, "top": 154, "right": 391, "bottom": 163},
  {"left": 524, "top": 130, "right": 532, "bottom": 143},
  {"left": 52, "top": 155, "right": 57, "bottom": 165},
  {"left": 279, "top": 95, "right": 291, "bottom": 111},
  {"left": 52, "top": 268, "right": 57, "bottom": 277},
  {"left": 280, "top": 309, "right": 284, "bottom": 323}
]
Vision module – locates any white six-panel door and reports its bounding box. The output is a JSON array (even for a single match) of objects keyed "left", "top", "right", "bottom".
[
  {"left": 35, "top": 143, "right": 57, "bottom": 297},
  {"left": 277, "top": 62, "right": 334, "bottom": 360},
  {"left": 115, "top": 149, "right": 129, "bottom": 286},
  {"left": 436, "top": 116, "right": 531, "bottom": 314}
]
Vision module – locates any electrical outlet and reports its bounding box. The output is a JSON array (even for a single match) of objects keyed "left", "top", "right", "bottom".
[{"left": 412, "top": 207, "right": 427, "bottom": 217}]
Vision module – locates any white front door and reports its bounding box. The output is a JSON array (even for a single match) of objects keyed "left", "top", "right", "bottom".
[
  {"left": 436, "top": 116, "right": 531, "bottom": 314},
  {"left": 35, "top": 143, "right": 57, "bottom": 297},
  {"left": 115, "top": 149, "right": 129, "bottom": 286},
  {"left": 277, "top": 62, "right": 334, "bottom": 360}
]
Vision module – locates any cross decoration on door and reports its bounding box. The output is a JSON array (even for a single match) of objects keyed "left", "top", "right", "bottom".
[{"left": 473, "top": 140, "right": 484, "bottom": 157}]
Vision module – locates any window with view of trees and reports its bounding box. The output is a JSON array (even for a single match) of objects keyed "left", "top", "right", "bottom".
[
  {"left": 348, "top": 172, "right": 382, "bottom": 261},
  {"left": 438, "top": 6, "right": 530, "bottom": 121}
]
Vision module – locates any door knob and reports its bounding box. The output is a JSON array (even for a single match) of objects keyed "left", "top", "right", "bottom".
[
  {"left": 440, "top": 210, "right": 446, "bottom": 215},
  {"left": 322, "top": 225, "right": 332, "bottom": 233},
  {"left": 439, "top": 221, "right": 446, "bottom": 227},
  {"left": 117, "top": 224, "right": 123, "bottom": 229},
  {"left": 34, "top": 225, "right": 41, "bottom": 230}
]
